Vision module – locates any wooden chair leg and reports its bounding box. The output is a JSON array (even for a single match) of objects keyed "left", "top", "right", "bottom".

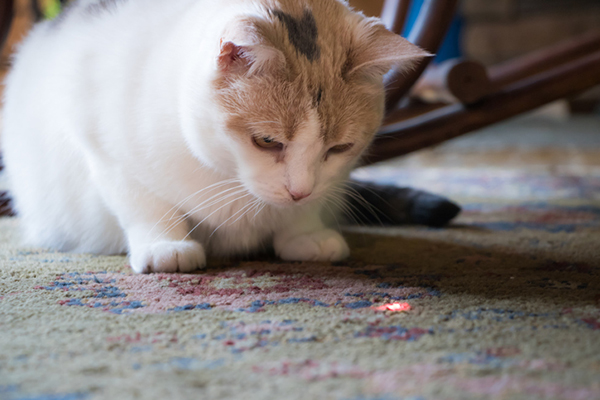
[
  {"left": 0, "top": 1, "right": 14, "bottom": 179},
  {"left": 31, "top": 0, "right": 44, "bottom": 22},
  {"left": 409, "top": 58, "right": 492, "bottom": 104},
  {"left": 0, "top": 0, "right": 14, "bottom": 53},
  {"left": 383, "top": 0, "right": 459, "bottom": 113},
  {"left": 489, "top": 30, "right": 600, "bottom": 90},
  {"left": 380, "top": 0, "right": 411, "bottom": 35}
]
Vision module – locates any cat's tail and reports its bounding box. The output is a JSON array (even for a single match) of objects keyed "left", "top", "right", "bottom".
[{"left": 343, "top": 180, "right": 461, "bottom": 227}]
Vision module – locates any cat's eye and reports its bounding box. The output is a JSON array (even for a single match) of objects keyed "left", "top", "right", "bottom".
[
  {"left": 327, "top": 143, "right": 354, "bottom": 156},
  {"left": 254, "top": 136, "right": 283, "bottom": 150}
]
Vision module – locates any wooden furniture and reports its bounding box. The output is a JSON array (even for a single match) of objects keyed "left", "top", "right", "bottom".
[
  {"left": 0, "top": 0, "right": 12, "bottom": 51},
  {"left": 0, "top": 0, "right": 600, "bottom": 216},
  {"left": 0, "top": 1, "right": 14, "bottom": 216},
  {"left": 371, "top": 0, "right": 600, "bottom": 165}
]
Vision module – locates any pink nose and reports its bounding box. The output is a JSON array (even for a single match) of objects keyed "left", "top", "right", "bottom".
[{"left": 289, "top": 190, "right": 312, "bottom": 202}]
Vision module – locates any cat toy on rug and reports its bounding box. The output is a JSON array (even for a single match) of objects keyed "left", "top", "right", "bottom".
[{"left": 2, "top": 0, "right": 458, "bottom": 274}]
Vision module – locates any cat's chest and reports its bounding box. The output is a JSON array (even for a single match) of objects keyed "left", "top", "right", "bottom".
[
  {"left": 184, "top": 194, "right": 286, "bottom": 256},
  {"left": 148, "top": 169, "right": 291, "bottom": 255}
]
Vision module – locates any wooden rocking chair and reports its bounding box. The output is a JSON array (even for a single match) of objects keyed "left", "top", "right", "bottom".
[
  {"left": 1, "top": 0, "right": 600, "bottom": 216},
  {"left": 369, "top": 0, "right": 600, "bottom": 165}
]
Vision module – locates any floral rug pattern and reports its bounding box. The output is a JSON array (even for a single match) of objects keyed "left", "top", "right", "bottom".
[{"left": 36, "top": 264, "right": 438, "bottom": 314}]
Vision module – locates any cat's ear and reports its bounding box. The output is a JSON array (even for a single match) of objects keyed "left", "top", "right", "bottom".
[
  {"left": 347, "top": 20, "right": 431, "bottom": 80},
  {"left": 217, "top": 40, "right": 286, "bottom": 77}
]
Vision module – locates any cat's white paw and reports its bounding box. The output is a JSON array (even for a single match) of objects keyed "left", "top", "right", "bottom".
[
  {"left": 276, "top": 229, "right": 350, "bottom": 262},
  {"left": 130, "top": 240, "right": 206, "bottom": 274}
]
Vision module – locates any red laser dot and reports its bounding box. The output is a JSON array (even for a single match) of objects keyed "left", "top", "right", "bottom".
[{"left": 374, "top": 302, "right": 411, "bottom": 312}]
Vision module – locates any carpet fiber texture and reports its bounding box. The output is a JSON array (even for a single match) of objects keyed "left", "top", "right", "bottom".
[{"left": 1, "top": 116, "right": 599, "bottom": 400}]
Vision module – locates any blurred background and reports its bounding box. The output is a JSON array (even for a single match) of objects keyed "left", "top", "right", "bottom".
[
  {"left": 353, "top": 0, "right": 600, "bottom": 65},
  {"left": 350, "top": 0, "right": 600, "bottom": 112}
]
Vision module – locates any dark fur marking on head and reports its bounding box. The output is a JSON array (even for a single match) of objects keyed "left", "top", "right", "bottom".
[{"left": 273, "top": 10, "right": 320, "bottom": 62}]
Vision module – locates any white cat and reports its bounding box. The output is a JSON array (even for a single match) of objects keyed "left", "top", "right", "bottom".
[{"left": 2, "top": 0, "right": 427, "bottom": 273}]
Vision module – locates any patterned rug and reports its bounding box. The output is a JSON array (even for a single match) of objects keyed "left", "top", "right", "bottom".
[{"left": 1, "top": 116, "right": 600, "bottom": 400}]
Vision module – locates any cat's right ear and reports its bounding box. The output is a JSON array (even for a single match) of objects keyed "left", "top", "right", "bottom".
[
  {"left": 217, "top": 40, "right": 286, "bottom": 77},
  {"left": 346, "top": 19, "right": 431, "bottom": 81}
]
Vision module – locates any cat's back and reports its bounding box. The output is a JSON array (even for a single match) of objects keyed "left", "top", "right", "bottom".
[
  {"left": 0, "top": 0, "right": 253, "bottom": 252},
  {"left": 1, "top": 0, "right": 197, "bottom": 253},
  {"left": 3, "top": 0, "right": 211, "bottom": 132}
]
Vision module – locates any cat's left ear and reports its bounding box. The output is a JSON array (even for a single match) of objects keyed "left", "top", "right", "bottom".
[
  {"left": 348, "top": 20, "right": 431, "bottom": 79},
  {"left": 217, "top": 39, "right": 286, "bottom": 77}
]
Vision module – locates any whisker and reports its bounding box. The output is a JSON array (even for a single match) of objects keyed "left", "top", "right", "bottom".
[
  {"left": 246, "top": 199, "right": 263, "bottom": 222},
  {"left": 167, "top": 179, "right": 242, "bottom": 220},
  {"left": 252, "top": 201, "right": 267, "bottom": 221},
  {"left": 342, "top": 183, "right": 390, "bottom": 213},
  {"left": 209, "top": 199, "right": 260, "bottom": 238},
  {"left": 184, "top": 193, "right": 253, "bottom": 241},
  {"left": 147, "top": 178, "right": 241, "bottom": 238},
  {"left": 328, "top": 189, "right": 371, "bottom": 224},
  {"left": 156, "top": 187, "right": 247, "bottom": 240},
  {"left": 326, "top": 192, "right": 362, "bottom": 226},
  {"left": 182, "top": 186, "right": 247, "bottom": 218},
  {"left": 330, "top": 185, "right": 385, "bottom": 226},
  {"left": 320, "top": 196, "right": 343, "bottom": 232},
  {"left": 344, "top": 181, "right": 394, "bottom": 208},
  {"left": 230, "top": 199, "right": 262, "bottom": 226}
]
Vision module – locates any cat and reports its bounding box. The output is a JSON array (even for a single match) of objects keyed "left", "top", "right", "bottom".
[{"left": 2, "top": 0, "right": 431, "bottom": 273}]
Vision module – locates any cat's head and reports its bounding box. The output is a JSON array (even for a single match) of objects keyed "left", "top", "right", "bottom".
[{"left": 202, "top": 0, "right": 428, "bottom": 207}]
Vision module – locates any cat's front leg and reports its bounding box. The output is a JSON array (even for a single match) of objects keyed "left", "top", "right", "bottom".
[
  {"left": 273, "top": 211, "right": 350, "bottom": 262},
  {"left": 128, "top": 228, "right": 206, "bottom": 274},
  {"left": 92, "top": 170, "right": 206, "bottom": 274},
  {"left": 124, "top": 207, "right": 207, "bottom": 274}
]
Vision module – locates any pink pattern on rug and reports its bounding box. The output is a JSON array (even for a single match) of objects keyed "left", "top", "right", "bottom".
[
  {"left": 253, "top": 361, "right": 455, "bottom": 395},
  {"left": 254, "top": 360, "right": 596, "bottom": 399},
  {"left": 0, "top": 292, "right": 22, "bottom": 300},
  {"left": 454, "top": 376, "right": 600, "bottom": 400},
  {"left": 106, "top": 332, "right": 179, "bottom": 344},
  {"left": 252, "top": 360, "right": 369, "bottom": 381},
  {"left": 582, "top": 317, "right": 600, "bottom": 330},
  {"left": 38, "top": 262, "right": 440, "bottom": 314}
]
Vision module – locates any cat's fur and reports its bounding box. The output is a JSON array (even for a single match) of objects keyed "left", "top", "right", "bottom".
[{"left": 2, "top": 0, "right": 428, "bottom": 273}]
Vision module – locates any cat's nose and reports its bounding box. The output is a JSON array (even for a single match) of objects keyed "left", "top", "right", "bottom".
[{"left": 289, "top": 190, "right": 312, "bottom": 202}]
